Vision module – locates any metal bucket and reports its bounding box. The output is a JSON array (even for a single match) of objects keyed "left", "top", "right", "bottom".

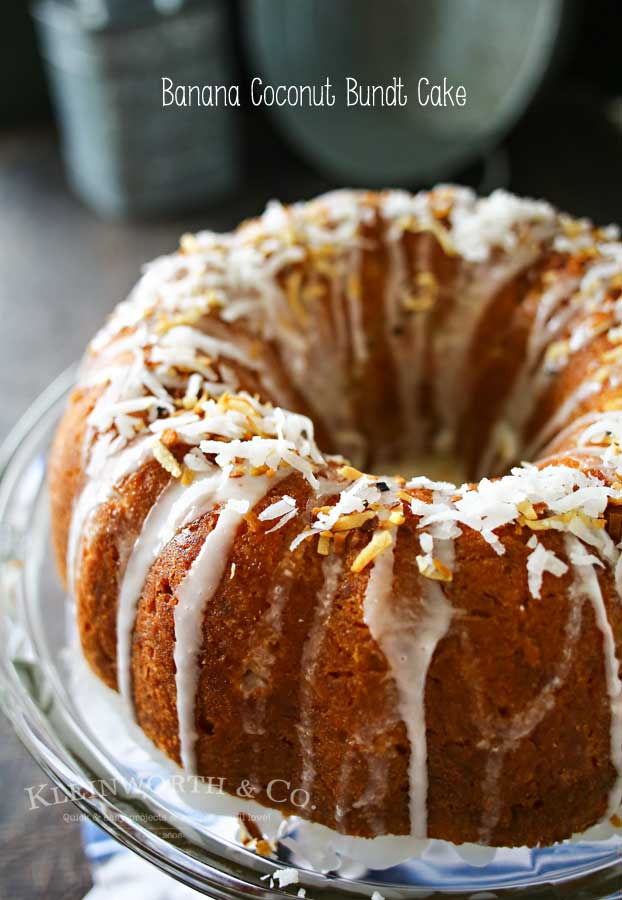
[{"left": 33, "top": 0, "right": 242, "bottom": 218}]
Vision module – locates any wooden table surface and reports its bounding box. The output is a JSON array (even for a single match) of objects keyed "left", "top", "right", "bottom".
[{"left": 2, "top": 90, "right": 622, "bottom": 899}]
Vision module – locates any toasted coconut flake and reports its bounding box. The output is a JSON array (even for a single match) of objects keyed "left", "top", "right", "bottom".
[
  {"left": 602, "top": 344, "right": 622, "bottom": 364},
  {"left": 347, "top": 272, "right": 362, "bottom": 300},
  {"left": 544, "top": 339, "right": 569, "bottom": 368},
  {"left": 183, "top": 448, "right": 211, "bottom": 472},
  {"left": 351, "top": 530, "right": 393, "bottom": 573},
  {"left": 519, "top": 509, "right": 606, "bottom": 532},
  {"left": 402, "top": 292, "right": 435, "bottom": 313},
  {"left": 286, "top": 270, "right": 307, "bottom": 324},
  {"left": 302, "top": 281, "right": 326, "bottom": 302},
  {"left": 338, "top": 464, "right": 365, "bottom": 481},
  {"left": 416, "top": 271, "right": 438, "bottom": 289},
  {"left": 255, "top": 840, "right": 273, "bottom": 857},
  {"left": 517, "top": 500, "right": 537, "bottom": 520},
  {"left": 317, "top": 532, "right": 331, "bottom": 556},
  {"left": 155, "top": 307, "right": 207, "bottom": 335},
  {"left": 416, "top": 555, "right": 453, "bottom": 582},
  {"left": 594, "top": 366, "right": 612, "bottom": 384},
  {"left": 160, "top": 427, "right": 179, "bottom": 447},
  {"left": 181, "top": 466, "right": 195, "bottom": 486},
  {"left": 561, "top": 216, "right": 586, "bottom": 239},
  {"left": 389, "top": 508, "right": 405, "bottom": 526},
  {"left": 402, "top": 272, "right": 438, "bottom": 313},
  {"left": 333, "top": 532, "right": 347, "bottom": 554},
  {"left": 333, "top": 510, "right": 376, "bottom": 532},
  {"left": 414, "top": 220, "right": 456, "bottom": 256},
  {"left": 152, "top": 439, "right": 182, "bottom": 478},
  {"left": 180, "top": 232, "right": 200, "bottom": 253}
]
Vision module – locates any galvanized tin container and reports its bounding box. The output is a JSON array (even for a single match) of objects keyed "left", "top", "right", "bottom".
[{"left": 33, "top": 0, "right": 241, "bottom": 218}]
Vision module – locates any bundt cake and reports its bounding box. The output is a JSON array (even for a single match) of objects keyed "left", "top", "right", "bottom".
[{"left": 50, "top": 186, "right": 622, "bottom": 849}]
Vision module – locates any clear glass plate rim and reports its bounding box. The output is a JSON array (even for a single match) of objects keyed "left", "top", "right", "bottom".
[{"left": 1, "top": 369, "right": 622, "bottom": 899}]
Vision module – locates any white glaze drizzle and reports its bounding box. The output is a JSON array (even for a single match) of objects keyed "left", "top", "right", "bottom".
[
  {"left": 173, "top": 474, "right": 277, "bottom": 773},
  {"left": 116, "top": 470, "right": 232, "bottom": 709},
  {"left": 67, "top": 436, "right": 152, "bottom": 594},
  {"left": 527, "top": 377, "right": 602, "bottom": 457},
  {"left": 479, "top": 241, "right": 622, "bottom": 474},
  {"left": 565, "top": 534, "right": 622, "bottom": 816},
  {"left": 345, "top": 246, "right": 368, "bottom": 372},
  {"left": 363, "top": 529, "right": 454, "bottom": 838},
  {"left": 326, "top": 252, "right": 365, "bottom": 460},
  {"left": 477, "top": 277, "right": 578, "bottom": 474},
  {"left": 382, "top": 223, "right": 429, "bottom": 459},
  {"left": 477, "top": 572, "right": 584, "bottom": 843},
  {"left": 478, "top": 534, "right": 622, "bottom": 843},
  {"left": 437, "top": 246, "right": 545, "bottom": 458}
]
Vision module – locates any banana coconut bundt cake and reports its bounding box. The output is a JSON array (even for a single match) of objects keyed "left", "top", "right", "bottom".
[{"left": 50, "top": 187, "right": 622, "bottom": 848}]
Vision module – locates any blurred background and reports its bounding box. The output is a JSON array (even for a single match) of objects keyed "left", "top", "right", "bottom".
[{"left": 2, "top": 0, "right": 622, "bottom": 896}]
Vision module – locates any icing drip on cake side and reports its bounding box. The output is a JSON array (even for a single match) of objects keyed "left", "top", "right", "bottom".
[
  {"left": 481, "top": 244, "right": 622, "bottom": 472},
  {"left": 363, "top": 529, "right": 454, "bottom": 838},
  {"left": 173, "top": 474, "right": 278, "bottom": 773},
  {"left": 565, "top": 534, "right": 622, "bottom": 817},
  {"left": 116, "top": 470, "right": 247, "bottom": 710},
  {"left": 116, "top": 477, "right": 186, "bottom": 701},
  {"left": 382, "top": 218, "right": 431, "bottom": 459},
  {"left": 67, "top": 436, "right": 153, "bottom": 595},
  {"left": 476, "top": 568, "right": 584, "bottom": 843}
]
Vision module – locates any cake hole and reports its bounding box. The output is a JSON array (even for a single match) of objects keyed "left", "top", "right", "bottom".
[{"left": 387, "top": 451, "right": 467, "bottom": 485}]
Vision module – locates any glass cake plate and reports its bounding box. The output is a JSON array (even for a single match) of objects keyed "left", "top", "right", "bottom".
[{"left": 2, "top": 368, "right": 622, "bottom": 899}]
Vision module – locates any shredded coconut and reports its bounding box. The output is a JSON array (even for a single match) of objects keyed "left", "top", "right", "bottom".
[
  {"left": 258, "top": 495, "right": 298, "bottom": 533},
  {"left": 526, "top": 536, "right": 569, "bottom": 599},
  {"left": 273, "top": 868, "right": 299, "bottom": 888}
]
